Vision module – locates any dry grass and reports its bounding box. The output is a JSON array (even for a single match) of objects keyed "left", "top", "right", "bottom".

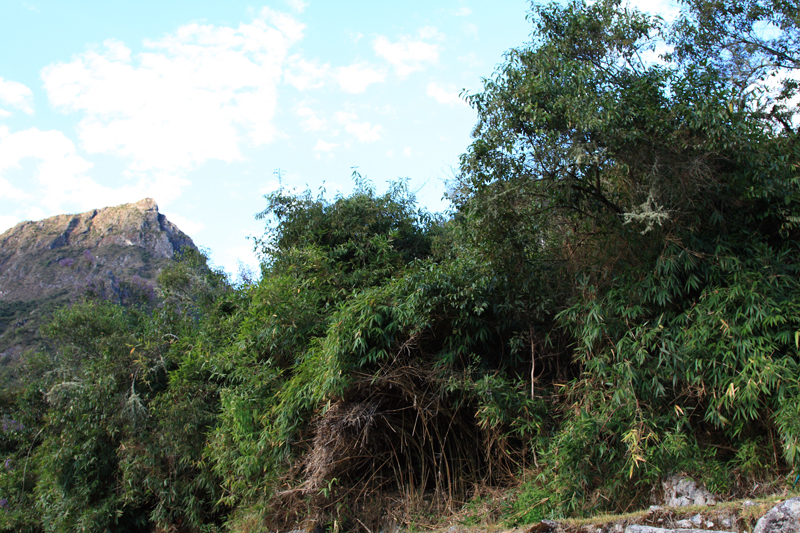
[
  {"left": 260, "top": 359, "right": 525, "bottom": 533},
  {"left": 314, "top": 364, "right": 482, "bottom": 522}
]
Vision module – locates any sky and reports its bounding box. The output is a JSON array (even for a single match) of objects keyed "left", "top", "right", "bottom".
[{"left": 0, "top": 0, "right": 679, "bottom": 277}]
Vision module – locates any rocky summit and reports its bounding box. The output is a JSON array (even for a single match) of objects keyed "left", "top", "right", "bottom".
[
  {"left": 0, "top": 198, "right": 193, "bottom": 301},
  {"left": 0, "top": 198, "right": 195, "bottom": 361}
]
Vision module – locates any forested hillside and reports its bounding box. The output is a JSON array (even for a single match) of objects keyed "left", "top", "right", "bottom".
[{"left": 1, "top": 0, "right": 799, "bottom": 531}]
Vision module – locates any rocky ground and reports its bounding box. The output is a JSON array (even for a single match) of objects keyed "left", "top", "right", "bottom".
[
  {"left": 439, "top": 494, "right": 799, "bottom": 533},
  {"left": 385, "top": 474, "right": 799, "bottom": 533}
]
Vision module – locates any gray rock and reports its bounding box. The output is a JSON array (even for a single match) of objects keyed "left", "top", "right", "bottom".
[
  {"left": 675, "top": 520, "right": 693, "bottom": 528},
  {"left": 661, "top": 475, "right": 718, "bottom": 508},
  {"left": 720, "top": 518, "right": 733, "bottom": 528},
  {"left": 524, "top": 520, "right": 558, "bottom": 533},
  {"left": 692, "top": 515, "right": 703, "bottom": 526},
  {"left": 626, "top": 525, "right": 730, "bottom": 533},
  {"left": 753, "top": 498, "right": 800, "bottom": 533}
]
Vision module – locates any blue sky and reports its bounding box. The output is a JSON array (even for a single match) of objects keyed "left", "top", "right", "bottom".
[{"left": 0, "top": 0, "right": 678, "bottom": 275}]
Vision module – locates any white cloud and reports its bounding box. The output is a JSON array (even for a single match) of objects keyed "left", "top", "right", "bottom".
[
  {"left": 297, "top": 106, "right": 327, "bottom": 131},
  {"left": 452, "top": 7, "right": 472, "bottom": 17},
  {"left": 0, "top": 127, "right": 93, "bottom": 211},
  {"left": 333, "top": 112, "right": 356, "bottom": 124},
  {"left": 25, "top": 206, "right": 46, "bottom": 221},
  {"left": 418, "top": 26, "right": 445, "bottom": 41},
  {"left": 285, "top": 56, "right": 329, "bottom": 90},
  {"left": 427, "top": 82, "right": 466, "bottom": 106},
  {"left": 335, "top": 112, "right": 382, "bottom": 143},
  {"left": 128, "top": 170, "right": 190, "bottom": 208},
  {"left": 0, "top": 214, "right": 20, "bottom": 233},
  {"left": 0, "top": 78, "right": 34, "bottom": 115},
  {"left": 218, "top": 242, "right": 260, "bottom": 278},
  {"left": 335, "top": 62, "right": 386, "bottom": 93},
  {"left": 347, "top": 31, "right": 364, "bottom": 44},
  {"left": 639, "top": 40, "right": 674, "bottom": 67},
  {"left": 403, "top": 147, "right": 411, "bottom": 157},
  {"left": 629, "top": 0, "right": 681, "bottom": 21},
  {"left": 373, "top": 29, "right": 441, "bottom": 78},
  {"left": 163, "top": 212, "right": 205, "bottom": 235},
  {"left": 284, "top": 0, "right": 308, "bottom": 12},
  {"left": 0, "top": 176, "right": 28, "bottom": 201},
  {"left": 346, "top": 122, "right": 382, "bottom": 143},
  {"left": 374, "top": 104, "right": 395, "bottom": 115},
  {"left": 755, "top": 68, "right": 800, "bottom": 128},
  {"left": 41, "top": 8, "right": 305, "bottom": 172},
  {"left": 0, "top": 126, "right": 189, "bottom": 215},
  {"left": 314, "top": 139, "right": 339, "bottom": 152}
]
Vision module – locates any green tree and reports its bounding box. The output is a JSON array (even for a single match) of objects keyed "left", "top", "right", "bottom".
[
  {"left": 456, "top": 0, "right": 800, "bottom": 514},
  {"left": 0, "top": 248, "right": 233, "bottom": 533}
]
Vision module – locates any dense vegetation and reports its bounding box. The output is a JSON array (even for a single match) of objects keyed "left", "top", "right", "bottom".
[{"left": 1, "top": 0, "right": 799, "bottom": 531}]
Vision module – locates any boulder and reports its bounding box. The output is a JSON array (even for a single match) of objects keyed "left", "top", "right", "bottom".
[
  {"left": 524, "top": 520, "right": 558, "bottom": 533},
  {"left": 625, "top": 526, "right": 727, "bottom": 533},
  {"left": 661, "top": 475, "right": 718, "bottom": 507},
  {"left": 753, "top": 498, "right": 800, "bottom": 533}
]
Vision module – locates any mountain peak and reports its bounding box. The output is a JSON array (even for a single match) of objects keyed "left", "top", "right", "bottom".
[
  {"left": 0, "top": 199, "right": 196, "bottom": 302},
  {"left": 135, "top": 197, "right": 159, "bottom": 212}
]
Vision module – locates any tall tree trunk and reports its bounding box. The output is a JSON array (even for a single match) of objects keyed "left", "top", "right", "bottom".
[{"left": 530, "top": 323, "right": 536, "bottom": 399}]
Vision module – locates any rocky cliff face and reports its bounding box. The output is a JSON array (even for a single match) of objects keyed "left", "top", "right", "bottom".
[
  {"left": 0, "top": 198, "right": 195, "bottom": 362},
  {"left": 0, "top": 198, "right": 194, "bottom": 301}
]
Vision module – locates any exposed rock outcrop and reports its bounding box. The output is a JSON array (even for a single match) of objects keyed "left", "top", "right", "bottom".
[
  {"left": 0, "top": 198, "right": 196, "bottom": 361},
  {"left": 0, "top": 198, "right": 194, "bottom": 302},
  {"left": 660, "top": 475, "right": 718, "bottom": 508},
  {"left": 625, "top": 525, "right": 729, "bottom": 533},
  {"left": 754, "top": 498, "right": 800, "bottom": 533}
]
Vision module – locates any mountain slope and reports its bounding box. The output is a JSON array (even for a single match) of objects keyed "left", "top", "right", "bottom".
[{"left": 0, "top": 198, "right": 195, "bottom": 363}]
